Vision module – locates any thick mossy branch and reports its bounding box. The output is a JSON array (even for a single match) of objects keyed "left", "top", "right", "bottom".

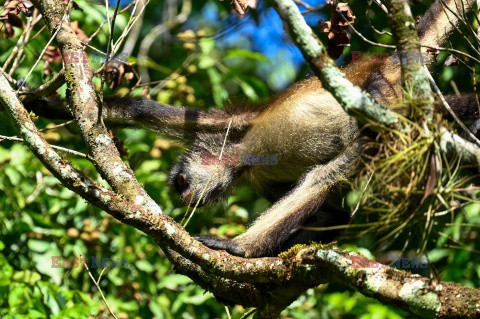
[
  {"left": 306, "top": 247, "right": 480, "bottom": 318},
  {"left": 31, "top": 0, "right": 160, "bottom": 213},
  {"left": 384, "top": 0, "right": 434, "bottom": 120},
  {"left": 440, "top": 128, "right": 480, "bottom": 166}
]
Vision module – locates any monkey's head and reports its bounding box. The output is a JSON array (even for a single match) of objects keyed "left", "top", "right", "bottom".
[{"left": 169, "top": 148, "right": 240, "bottom": 206}]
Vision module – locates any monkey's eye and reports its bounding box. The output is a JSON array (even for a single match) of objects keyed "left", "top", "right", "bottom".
[{"left": 176, "top": 173, "right": 188, "bottom": 190}]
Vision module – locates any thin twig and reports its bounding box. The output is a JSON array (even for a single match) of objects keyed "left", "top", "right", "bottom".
[
  {"left": 38, "top": 120, "right": 75, "bottom": 132},
  {"left": 372, "top": 0, "right": 388, "bottom": 13},
  {"left": 225, "top": 306, "right": 232, "bottom": 319},
  {"left": 2, "top": 11, "right": 41, "bottom": 70},
  {"left": 425, "top": 65, "right": 480, "bottom": 146},
  {"left": 240, "top": 308, "right": 257, "bottom": 319},
  {"left": 90, "top": 0, "right": 150, "bottom": 75},
  {"left": 8, "top": 13, "right": 43, "bottom": 76},
  {"left": 421, "top": 44, "right": 480, "bottom": 64},
  {"left": 367, "top": 0, "right": 392, "bottom": 36},
  {"left": 79, "top": 252, "right": 118, "bottom": 319},
  {"left": 7, "top": 16, "right": 34, "bottom": 76},
  {"left": 16, "top": 6, "right": 70, "bottom": 93},
  {"left": 351, "top": 171, "right": 374, "bottom": 218},
  {"left": 0, "top": 66, "right": 16, "bottom": 85},
  {"left": 121, "top": 0, "right": 146, "bottom": 56},
  {"left": 86, "top": 0, "right": 138, "bottom": 44},
  {"left": 20, "top": 69, "right": 66, "bottom": 103},
  {"left": 338, "top": 11, "right": 396, "bottom": 48},
  {"left": 438, "top": 0, "right": 480, "bottom": 56},
  {"left": 82, "top": 43, "right": 129, "bottom": 64},
  {"left": 294, "top": 0, "right": 326, "bottom": 14},
  {"left": 457, "top": 0, "right": 480, "bottom": 47},
  {"left": 98, "top": 0, "right": 122, "bottom": 125},
  {"left": 0, "top": 134, "right": 87, "bottom": 158},
  {"left": 113, "top": 0, "right": 150, "bottom": 54}
]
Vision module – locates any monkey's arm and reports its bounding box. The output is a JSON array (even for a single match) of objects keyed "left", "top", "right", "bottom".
[
  {"left": 103, "top": 97, "right": 254, "bottom": 140},
  {"left": 24, "top": 96, "right": 255, "bottom": 141},
  {"left": 197, "top": 144, "right": 360, "bottom": 257}
]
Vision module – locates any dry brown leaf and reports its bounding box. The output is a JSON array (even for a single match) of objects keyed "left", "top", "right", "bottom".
[
  {"left": 422, "top": 153, "right": 441, "bottom": 202},
  {"left": 0, "top": 0, "right": 33, "bottom": 38},
  {"left": 142, "top": 86, "right": 150, "bottom": 99},
  {"left": 1, "top": 0, "right": 34, "bottom": 18},
  {"left": 318, "top": 1, "right": 355, "bottom": 59},
  {"left": 70, "top": 21, "right": 89, "bottom": 43},
  {"left": 42, "top": 46, "right": 62, "bottom": 63},
  {"left": 105, "top": 61, "right": 136, "bottom": 90},
  {"left": 220, "top": 0, "right": 257, "bottom": 16},
  {"left": 444, "top": 54, "right": 460, "bottom": 66}
]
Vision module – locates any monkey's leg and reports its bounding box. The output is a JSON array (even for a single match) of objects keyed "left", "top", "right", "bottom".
[
  {"left": 278, "top": 201, "right": 351, "bottom": 253},
  {"left": 196, "top": 144, "right": 360, "bottom": 257}
]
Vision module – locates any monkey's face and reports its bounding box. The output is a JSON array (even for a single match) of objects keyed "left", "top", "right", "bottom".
[{"left": 168, "top": 150, "right": 238, "bottom": 206}]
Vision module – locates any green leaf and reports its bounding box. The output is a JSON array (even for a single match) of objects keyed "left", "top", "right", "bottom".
[
  {"left": 198, "top": 56, "right": 216, "bottom": 69},
  {"left": 223, "top": 49, "right": 271, "bottom": 64},
  {"left": 12, "top": 270, "right": 41, "bottom": 285},
  {"left": 0, "top": 285, "right": 9, "bottom": 305},
  {"left": 158, "top": 274, "right": 192, "bottom": 289},
  {"left": 464, "top": 202, "right": 480, "bottom": 221},
  {"left": 10, "top": 144, "right": 29, "bottom": 165},
  {"left": 428, "top": 249, "right": 450, "bottom": 262},
  {"left": 135, "top": 259, "right": 155, "bottom": 273},
  {"left": 0, "top": 254, "right": 13, "bottom": 285},
  {"left": 27, "top": 240, "right": 51, "bottom": 252},
  {"left": 5, "top": 167, "right": 21, "bottom": 185},
  {"left": 207, "top": 68, "right": 228, "bottom": 106},
  {"left": 8, "top": 283, "right": 31, "bottom": 308},
  {"left": 199, "top": 37, "right": 215, "bottom": 55},
  {"left": 239, "top": 81, "right": 258, "bottom": 100},
  {"left": 346, "top": 190, "right": 360, "bottom": 208},
  {"left": 27, "top": 240, "right": 64, "bottom": 284}
]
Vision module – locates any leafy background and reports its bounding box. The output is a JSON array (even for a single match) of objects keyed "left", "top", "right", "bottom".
[{"left": 1, "top": 0, "right": 480, "bottom": 318}]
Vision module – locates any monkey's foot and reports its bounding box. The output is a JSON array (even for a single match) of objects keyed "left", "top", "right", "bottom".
[{"left": 194, "top": 236, "right": 245, "bottom": 257}]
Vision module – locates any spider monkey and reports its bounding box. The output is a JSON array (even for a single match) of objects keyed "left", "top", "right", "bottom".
[{"left": 25, "top": 0, "right": 479, "bottom": 257}]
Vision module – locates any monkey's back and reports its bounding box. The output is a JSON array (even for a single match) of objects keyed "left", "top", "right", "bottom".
[{"left": 240, "top": 77, "right": 359, "bottom": 185}]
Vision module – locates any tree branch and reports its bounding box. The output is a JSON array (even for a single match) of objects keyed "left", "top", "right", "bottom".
[{"left": 384, "top": 0, "right": 434, "bottom": 120}]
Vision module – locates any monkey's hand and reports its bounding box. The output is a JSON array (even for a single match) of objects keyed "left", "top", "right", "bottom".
[{"left": 194, "top": 236, "right": 245, "bottom": 257}]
